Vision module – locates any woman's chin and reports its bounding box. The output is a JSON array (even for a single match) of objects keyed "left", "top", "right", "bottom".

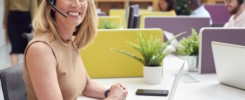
[{"left": 67, "top": 21, "right": 82, "bottom": 27}]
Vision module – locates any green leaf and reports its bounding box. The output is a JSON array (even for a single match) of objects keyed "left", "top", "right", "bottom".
[
  {"left": 177, "top": 29, "right": 199, "bottom": 56},
  {"left": 110, "top": 48, "right": 144, "bottom": 65},
  {"left": 111, "top": 32, "right": 184, "bottom": 66},
  {"left": 98, "top": 20, "right": 119, "bottom": 29}
]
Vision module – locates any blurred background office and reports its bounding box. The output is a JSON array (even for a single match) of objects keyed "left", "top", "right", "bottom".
[
  {"left": 224, "top": 0, "right": 245, "bottom": 27},
  {"left": 1, "top": 0, "right": 245, "bottom": 100},
  {"left": 2, "top": 0, "right": 37, "bottom": 67},
  {"left": 0, "top": 0, "right": 236, "bottom": 67},
  {"left": 158, "top": 0, "right": 175, "bottom": 11},
  {"left": 0, "top": 0, "right": 244, "bottom": 67}
]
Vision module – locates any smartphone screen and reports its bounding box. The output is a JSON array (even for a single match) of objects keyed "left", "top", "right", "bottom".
[{"left": 135, "top": 89, "right": 169, "bottom": 96}]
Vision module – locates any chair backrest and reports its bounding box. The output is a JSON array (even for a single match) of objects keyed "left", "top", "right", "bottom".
[
  {"left": 80, "top": 29, "right": 163, "bottom": 78},
  {"left": 199, "top": 28, "right": 245, "bottom": 74},
  {"left": 0, "top": 63, "right": 26, "bottom": 100},
  {"left": 204, "top": 4, "right": 231, "bottom": 26},
  {"left": 145, "top": 16, "right": 210, "bottom": 40}
]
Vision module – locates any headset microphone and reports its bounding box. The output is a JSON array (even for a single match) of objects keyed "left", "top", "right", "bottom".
[{"left": 46, "top": 0, "right": 68, "bottom": 18}]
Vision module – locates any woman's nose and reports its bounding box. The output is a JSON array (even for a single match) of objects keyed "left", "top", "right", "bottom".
[{"left": 71, "top": 0, "right": 82, "bottom": 8}]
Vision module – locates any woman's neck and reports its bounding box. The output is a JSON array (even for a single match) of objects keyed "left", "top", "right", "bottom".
[{"left": 56, "top": 23, "right": 75, "bottom": 43}]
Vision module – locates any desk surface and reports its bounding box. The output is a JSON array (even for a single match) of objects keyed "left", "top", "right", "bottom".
[
  {"left": 78, "top": 55, "right": 185, "bottom": 100},
  {"left": 175, "top": 73, "right": 245, "bottom": 100},
  {"left": 78, "top": 55, "right": 245, "bottom": 100}
]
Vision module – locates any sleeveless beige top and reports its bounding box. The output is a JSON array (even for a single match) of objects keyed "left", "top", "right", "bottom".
[{"left": 23, "top": 33, "right": 87, "bottom": 100}]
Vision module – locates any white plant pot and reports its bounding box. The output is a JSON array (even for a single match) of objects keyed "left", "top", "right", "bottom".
[
  {"left": 143, "top": 66, "right": 163, "bottom": 84},
  {"left": 184, "top": 56, "right": 198, "bottom": 72}
]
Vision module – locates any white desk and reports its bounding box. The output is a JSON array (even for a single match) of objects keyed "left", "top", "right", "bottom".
[
  {"left": 174, "top": 73, "right": 245, "bottom": 100},
  {"left": 78, "top": 55, "right": 185, "bottom": 100},
  {"left": 78, "top": 55, "right": 245, "bottom": 100}
]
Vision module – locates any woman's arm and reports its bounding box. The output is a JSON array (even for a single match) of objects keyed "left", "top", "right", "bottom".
[
  {"left": 81, "top": 67, "right": 128, "bottom": 100},
  {"left": 82, "top": 75, "right": 108, "bottom": 99},
  {"left": 83, "top": 77, "right": 128, "bottom": 100},
  {"left": 26, "top": 42, "right": 63, "bottom": 100}
]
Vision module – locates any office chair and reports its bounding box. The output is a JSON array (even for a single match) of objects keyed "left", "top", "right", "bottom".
[
  {"left": 22, "top": 33, "right": 33, "bottom": 42},
  {"left": 0, "top": 63, "right": 26, "bottom": 100}
]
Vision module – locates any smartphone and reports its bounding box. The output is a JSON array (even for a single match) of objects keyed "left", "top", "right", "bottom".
[{"left": 135, "top": 89, "right": 169, "bottom": 96}]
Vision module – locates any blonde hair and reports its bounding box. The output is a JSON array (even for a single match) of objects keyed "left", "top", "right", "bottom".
[{"left": 32, "top": 0, "right": 98, "bottom": 49}]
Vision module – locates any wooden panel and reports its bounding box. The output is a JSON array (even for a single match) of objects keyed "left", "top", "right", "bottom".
[
  {"left": 95, "top": 0, "right": 159, "bottom": 15},
  {"left": 204, "top": 0, "right": 224, "bottom": 4}
]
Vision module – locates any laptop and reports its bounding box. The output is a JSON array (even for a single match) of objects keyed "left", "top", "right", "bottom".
[
  {"left": 212, "top": 41, "right": 245, "bottom": 90},
  {"left": 168, "top": 61, "right": 185, "bottom": 100},
  {"left": 164, "top": 30, "right": 180, "bottom": 47},
  {"left": 164, "top": 30, "right": 181, "bottom": 52}
]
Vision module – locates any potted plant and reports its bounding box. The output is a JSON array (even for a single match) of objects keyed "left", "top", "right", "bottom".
[
  {"left": 98, "top": 19, "right": 119, "bottom": 29},
  {"left": 111, "top": 32, "right": 183, "bottom": 84},
  {"left": 177, "top": 29, "right": 199, "bottom": 72}
]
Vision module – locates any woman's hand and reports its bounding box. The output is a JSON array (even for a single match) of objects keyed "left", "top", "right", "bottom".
[{"left": 105, "top": 83, "right": 128, "bottom": 100}]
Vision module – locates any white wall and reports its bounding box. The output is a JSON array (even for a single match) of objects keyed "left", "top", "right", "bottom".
[
  {"left": 0, "top": 0, "right": 4, "bottom": 47},
  {"left": 0, "top": 0, "right": 11, "bottom": 69},
  {"left": 0, "top": 1, "right": 7, "bottom": 99}
]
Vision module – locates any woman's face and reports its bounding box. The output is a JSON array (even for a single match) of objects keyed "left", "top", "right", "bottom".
[
  {"left": 55, "top": 0, "right": 88, "bottom": 28},
  {"left": 159, "top": 0, "right": 169, "bottom": 11}
]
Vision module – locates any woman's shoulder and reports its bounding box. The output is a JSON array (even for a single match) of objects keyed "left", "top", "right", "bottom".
[
  {"left": 27, "top": 40, "right": 53, "bottom": 55},
  {"left": 26, "top": 32, "right": 55, "bottom": 54},
  {"left": 30, "top": 32, "right": 55, "bottom": 44}
]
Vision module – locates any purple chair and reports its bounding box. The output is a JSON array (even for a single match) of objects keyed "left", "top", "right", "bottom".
[
  {"left": 145, "top": 16, "right": 210, "bottom": 40},
  {"left": 98, "top": 12, "right": 107, "bottom": 16},
  {"left": 199, "top": 28, "right": 245, "bottom": 74},
  {"left": 204, "top": 4, "right": 231, "bottom": 27}
]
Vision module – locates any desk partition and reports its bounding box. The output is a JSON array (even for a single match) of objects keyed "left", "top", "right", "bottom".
[
  {"left": 145, "top": 16, "right": 210, "bottom": 40},
  {"left": 80, "top": 29, "right": 163, "bottom": 78},
  {"left": 199, "top": 28, "right": 245, "bottom": 73},
  {"left": 140, "top": 11, "right": 176, "bottom": 28},
  {"left": 204, "top": 4, "right": 231, "bottom": 27},
  {"left": 109, "top": 9, "right": 152, "bottom": 29}
]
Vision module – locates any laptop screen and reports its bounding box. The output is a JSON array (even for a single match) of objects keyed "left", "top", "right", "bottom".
[
  {"left": 212, "top": 41, "right": 245, "bottom": 90},
  {"left": 168, "top": 62, "right": 185, "bottom": 100}
]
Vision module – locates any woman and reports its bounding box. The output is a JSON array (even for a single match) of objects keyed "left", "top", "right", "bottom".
[
  {"left": 23, "top": 0, "right": 128, "bottom": 100},
  {"left": 3, "top": 0, "right": 38, "bottom": 65},
  {"left": 159, "top": 0, "right": 175, "bottom": 11}
]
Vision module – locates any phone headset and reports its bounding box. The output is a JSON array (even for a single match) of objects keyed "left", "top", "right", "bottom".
[
  {"left": 46, "top": 0, "right": 67, "bottom": 18},
  {"left": 238, "top": 0, "right": 244, "bottom": 5}
]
